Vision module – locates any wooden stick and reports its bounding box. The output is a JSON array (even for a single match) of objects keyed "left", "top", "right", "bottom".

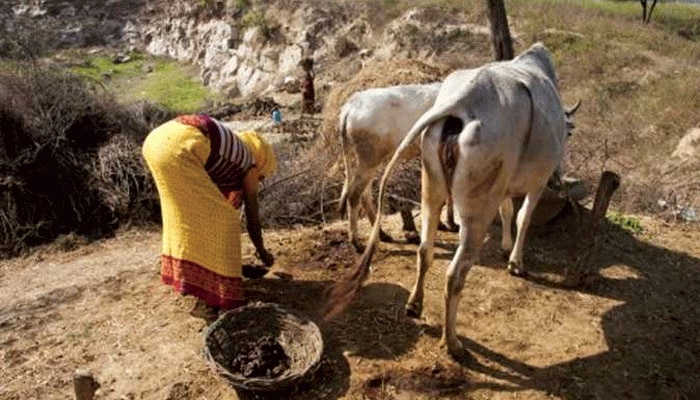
[
  {"left": 260, "top": 167, "right": 314, "bottom": 194},
  {"left": 74, "top": 370, "right": 100, "bottom": 400},
  {"left": 587, "top": 171, "right": 621, "bottom": 237},
  {"left": 566, "top": 171, "right": 621, "bottom": 286}
]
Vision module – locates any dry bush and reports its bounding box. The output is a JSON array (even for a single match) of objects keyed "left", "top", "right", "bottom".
[
  {"left": 118, "top": 100, "right": 178, "bottom": 142},
  {"left": 260, "top": 136, "right": 422, "bottom": 228},
  {"left": 0, "top": 68, "right": 113, "bottom": 256},
  {"left": 260, "top": 134, "right": 345, "bottom": 226},
  {"left": 90, "top": 134, "right": 159, "bottom": 226},
  {"left": 91, "top": 100, "right": 175, "bottom": 227},
  {"left": 0, "top": 67, "right": 173, "bottom": 257}
]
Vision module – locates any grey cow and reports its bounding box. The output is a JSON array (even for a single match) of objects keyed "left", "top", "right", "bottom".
[
  {"left": 337, "top": 83, "right": 458, "bottom": 250},
  {"left": 331, "top": 43, "right": 580, "bottom": 357}
]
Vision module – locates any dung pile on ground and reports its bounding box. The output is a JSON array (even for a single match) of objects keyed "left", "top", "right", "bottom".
[{"left": 0, "top": 66, "right": 172, "bottom": 257}]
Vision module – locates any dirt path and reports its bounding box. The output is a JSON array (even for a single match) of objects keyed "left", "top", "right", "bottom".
[{"left": 1, "top": 215, "right": 699, "bottom": 399}]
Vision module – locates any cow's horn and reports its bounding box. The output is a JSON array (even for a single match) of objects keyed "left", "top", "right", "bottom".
[{"left": 566, "top": 99, "right": 582, "bottom": 115}]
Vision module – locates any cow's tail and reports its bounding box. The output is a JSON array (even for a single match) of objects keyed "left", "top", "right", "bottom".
[
  {"left": 337, "top": 106, "right": 351, "bottom": 215},
  {"left": 323, "top": 104, "right": 455, "bottom": 319}
]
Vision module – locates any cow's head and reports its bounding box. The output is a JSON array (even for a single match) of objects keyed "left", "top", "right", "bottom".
[
  {"left": 550, "top": 99, "right": 582, "bottom": 189},
  {"left": 564, "top": 99, "right": 582, "bottom": 137}
]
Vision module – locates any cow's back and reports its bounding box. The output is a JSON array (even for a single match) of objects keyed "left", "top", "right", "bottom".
[
  {"left": 427, "top": 70, "right": 532, "bottom": 200},
  {"left": 424, "top": 56, "right": 566, "bottom": 200},
  {"left": 344, "top": 83, "right": 440, "bottom": 160}
]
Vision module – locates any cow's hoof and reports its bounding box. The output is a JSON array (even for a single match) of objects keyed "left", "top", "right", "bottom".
[
  {"left": 439, "top": 336, "right": 464, "bottom": 357},
  {"left": 404, "top": 231, "right": 420, "bottom": 244},
  {"left": 507, "top": 261, "right": 528, "bottom": 278},
  {"left": 379, "top": 230, "right": 394, "bottom": 243},
  {"left": 405, "top": 302, "right": 422, "bottom": 319}
]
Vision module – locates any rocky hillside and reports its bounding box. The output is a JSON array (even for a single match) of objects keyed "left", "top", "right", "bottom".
[{"left": 0, "top": 0, "right": 492, "bottom": 99}]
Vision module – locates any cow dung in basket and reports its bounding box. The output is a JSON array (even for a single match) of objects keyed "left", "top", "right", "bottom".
[{"left": 203, "top": 302, "right": 324, "bottom": 393}]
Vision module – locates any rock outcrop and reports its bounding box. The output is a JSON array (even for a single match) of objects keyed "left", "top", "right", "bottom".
[
  {"left": 672, "top": 127, "right": 700, "bottom": 161},
  {"left": 1, "top": 0, "right": 490, "bottom": 99}
]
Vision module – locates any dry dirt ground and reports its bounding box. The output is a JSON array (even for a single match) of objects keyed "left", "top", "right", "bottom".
[{"left": 1, "top": 210, "right": 699, "bottom": 399}]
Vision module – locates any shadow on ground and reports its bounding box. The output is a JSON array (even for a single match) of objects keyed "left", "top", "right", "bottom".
[
  {"left": 332, "top": 200, "right": 700, "bottom": 398},
  {"left": 241, "top": 278, "right": 421, "bottom": 399},
  {"left": 410, "top": 209, "right": 700, "bottom": 399}
]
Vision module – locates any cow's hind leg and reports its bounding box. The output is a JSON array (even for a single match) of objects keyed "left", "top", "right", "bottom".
[
  {"left": 507, "top": 188, "right": 544, "bottom": 277},
  {"left": 406, "top": 172, "right": 446, "bottom": 318},
  {"left": 360, "top": 190, "right": 395, "bottom": 243},
  {"left": 499, "top": 197, "right": 514, "bottom": 254},
  {"left": 441, "top": 207, "right": 493, "bottom": 357},
  {"left": 347, "top": 170, "right": 374, "bottom": 251},
  {"left": 346, "top": 172, "right": 369, "bottom": 251},
  {"left": 345, "top": 168, "right": 390, "bottom": 251}
]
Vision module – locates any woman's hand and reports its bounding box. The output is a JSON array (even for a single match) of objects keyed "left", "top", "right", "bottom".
[
  {"left": 242, "top": 264, "right": 269, "bottom": 279},
  {"left": 257, "top": 249, "right": 275, "bottom": 267},
  {"left": 242, "top": 170, "right": 274, "bottom": 267}
]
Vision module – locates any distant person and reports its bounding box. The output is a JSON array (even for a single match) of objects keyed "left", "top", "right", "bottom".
[
  {"left": 300, "top": 57, "right": 315, "bottom": 116},
  {"left": 271, "top": 106, "right": 295, "bottom": 141},
  {"left": 142, "top": 114, "right": 277, "bottom": 320},
  {"left": 271, "top": 107, "right": 283, "bottom": 133}
]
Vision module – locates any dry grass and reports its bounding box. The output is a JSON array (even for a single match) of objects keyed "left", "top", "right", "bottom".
[{"left": 506, "top": 0, "right": 700, "bottom": 216}]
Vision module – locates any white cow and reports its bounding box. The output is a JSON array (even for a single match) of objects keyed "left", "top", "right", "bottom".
[
  {"left": 337, "top": 83, "right": 458, "bottom": 250},
  {"left": 329, "top": 43, "right": 580, "bottom": 357}
]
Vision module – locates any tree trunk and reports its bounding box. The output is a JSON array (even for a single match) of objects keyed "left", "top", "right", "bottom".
[
  {"left": 565, "top": 171, "right": 621, "bottom": 286},
  {"left": 641, "top": 0, "right": 659, "bottom": 24},
  {"left": 483, "top": 0, "right": 514, "bottom": 61}
]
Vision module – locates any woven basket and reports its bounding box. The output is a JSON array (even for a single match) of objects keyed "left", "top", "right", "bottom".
[{"left": 203, "top": 302, "right": 323, "bottom": 392}]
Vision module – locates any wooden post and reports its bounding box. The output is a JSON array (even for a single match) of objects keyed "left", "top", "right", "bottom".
[
  {"left": 565, "top": 171, "right": 621, "bottom": 286},
  {"left": 74, "top": 370, "right": 100, "bottom": 400}
]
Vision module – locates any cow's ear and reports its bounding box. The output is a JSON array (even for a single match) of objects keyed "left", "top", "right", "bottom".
[{"left": 565, "top": 99, "right": 582, "bottom": 116}]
